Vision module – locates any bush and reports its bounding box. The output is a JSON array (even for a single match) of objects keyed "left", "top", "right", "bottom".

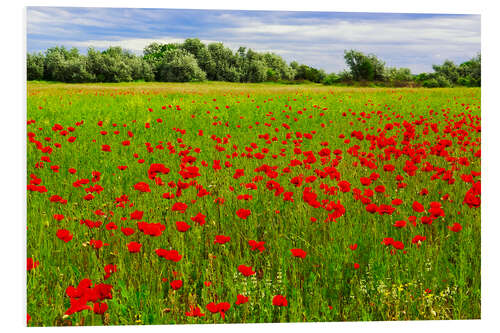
[
  {"left": 422, "top": 79, "right": 439, "bottom": 88},
  {"left": 158, "top": 50, "right": 206, "bottom": 82},
  {"left": 27, "top": 53, "right": 44, "bottom": 80},
  {"left": 323, "top": 73, "right": 340, "bottom": 85},
  {"left": 246, "top": 60, "right": 267, "bottom": 83},
  {"left": 435, "top": 75, "right": 452, "bottom": 87},
  {"left": 27, "top": 42, "right": 480, "bottom": 87}
]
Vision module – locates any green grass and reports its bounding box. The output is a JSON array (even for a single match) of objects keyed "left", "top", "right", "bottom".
[{"left": 26, "top": 82, "right": 481, "bottom": 326}]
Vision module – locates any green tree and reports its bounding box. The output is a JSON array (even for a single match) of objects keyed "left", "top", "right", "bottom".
[
  {"left": 262, "top": 52, "right": 295, "bottom": 81},
  {"left": 323, "top": 73, "right": 340, "bottom": 85},
  {"left": 128, "top": 56, "right": 155, "bottom": 81},
  {"left": 245, "top": 59, "right": 268, "bottom": 82},
  {"left": 458, "top": 53, "right": 481, "bottom": 86},
  {"left": 207, "top": 43, "right": 241, "bottom": 82},
  {"left": 383, "top": 67, "right": 412, "bottom": 83},
  {"left": 89, "top": 47, "right": 134, "bottom": 82},
  {"left": 432, "top": 60, "right": 459, "bottom": 85},
  {"left": 42, "top": 47, "right": 93, "bottom": 82},
  {"left": 144, "top": 42, "right": 180, "bottom": 80},
  {"left": 294, "top": 64, "right": 326, "bottom": 83},
  {"left": 181, "top": 38, "right": 215, "bottom": 78},
  {"left": 157, "top": 49, "right": 206, "bottom": 82},
  {"left": 43, "top": 46, "right": 68, "bottom": 81},
  {"left": 343, "top": 50, "right": 385, "bottom": 81},
  {"left": 27, "top": 52, "right": 44, "bottom": 80}
]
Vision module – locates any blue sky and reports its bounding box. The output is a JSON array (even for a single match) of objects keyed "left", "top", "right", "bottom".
[{"left": 26, "top": 7, "right": 481, "bottom": 74}]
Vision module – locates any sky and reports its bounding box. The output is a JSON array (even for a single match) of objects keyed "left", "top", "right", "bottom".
[{"left": 26, "top": 7, "right": 481, "bottom": 74}]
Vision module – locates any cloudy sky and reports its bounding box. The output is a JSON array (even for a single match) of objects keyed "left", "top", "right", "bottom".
[{"left": 26, "top": 7, "right": 481, "bottom": 74}]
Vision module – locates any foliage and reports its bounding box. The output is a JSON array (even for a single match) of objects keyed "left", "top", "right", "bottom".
[
  {"left": 415, "top": 54, "right": 481, "bottom": 88},
  {"left": 27, "top": 41, "right": 480, "bottom": 87},
  {"left": 384, "top": 67, "right": 413, "bottom": 83},
  {"left": 432, "top": 60, "right": 460, "bottom": 85},
  {"left": 27, "top": 52, "right": 44, "bottom": 80},
  {"left": 157, "top": 49, "right": 206, "bottom": 82},
  {"left": 458, "top": 54, "right": 481, "bottom": 87},
  {"left": 291, "top": 61, "right": 326, "bottom": 83},
  {"left": 322, "top": 73, "right": 341, "bottom": 85},
  {"left": 343, "top": 50, "right": 385, "bottom": 81}
]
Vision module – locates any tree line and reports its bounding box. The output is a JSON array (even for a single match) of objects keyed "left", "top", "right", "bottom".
[{"left": 27, "top": 38, "right": 480, "bottom": 87}]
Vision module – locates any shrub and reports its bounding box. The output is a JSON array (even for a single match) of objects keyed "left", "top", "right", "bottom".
[{"left": 323, "top": 73, "right": 340, "bottom": 85}]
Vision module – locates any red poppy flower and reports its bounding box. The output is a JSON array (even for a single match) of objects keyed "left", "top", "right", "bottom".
[
  {"left": 93, "top": 302, "right": 108, "bottom": 314},
  {"left": 382, "top": 237, "right": 394, "bottom": 246},
  {"left": 137, "top": 221, "right": 165, "bottom": 236},
  {"left": 421, "top": 216, "right": 434, "bottom": 225},
  {"left": 412, "top": 235, "right": 427, "bottom": 245},
  {"left": 104, "top": 264, "right": 117, "bottom": 280},
  {"left": 349, "top": 244, "right": 358, "bottom": 251},
  {"left": 170, "top": 280, "right": 183, "bottom": 290},
  {"left": 121, "top": 227, "right": 135, "bottom": 236},
  {"left": 354, "top": 263, "right": 360, "bottom": 269},
  {"left": 185, "top": 305, "right": 205, "bottom": 317},
  {"left": 172, "top": 202, "right": 188, "bottom": 212},
  {"left": 337, "top": 180, "right": 351, "bottom": 192},
  {"left": 448, "top": 222, "right": 463, "bottom": 232},
  {"left": 83, "top": 193, "right": 94, "bottom": 201},
  {"left": 272, "top": 294, "right": 288, "bottom": 306},
  {"left": 176, "top": 221, "right": 191, "bottom": 232},
  {"left": 248, "top": 240, "right": 266, "bottom": 252},
  {"left": 190, "top": 212, "right": 206, "bottom": 225},
  {"left": 392, "top": 241, "right": 405, "bottom": 250},
  {"left": 360, "top": 177, "right": 372, "bottom": 186},
  {"left": 290, "top": 248, "right": 307, "bottom": 258},
  {"left": 392, "top": 198, "right": 403, "bottom": 205},
  {"left": 412, "top": 201, "right": 425, "bottom": 213},
  {"left": 90, "top": 239, "right": 104, "bottom": 249},
  {"left": 394, "top": 220, "right": 407, "bottom": 228},
  {"left": 235, "top": 294, "right": 249, "bottom": 305},
  {"left": 206, "top": 302, "right": 231, "bottom": 319},
  {"left": 27, "top": 257, "right": 39, "bottom": 271},
  {"left": 233, "top": 169, "right": 244, "bottom": 179},
  {"left": 130, "top": 210, "right": 144, "bottom": 220},
  {"left": 105, "top": 222, "right": 118, "bottom": 230},
  {"left": 365, "top": 203, "right": 378, "bottom": 213},
  {"left": 214, "top": 235, "right": 231, "bottom": 244},
  {"left": 383, "top": 164, "right": 395, "bottom": 172},
  {"left": 155, "top": 248, "right": 182, "bottom": 262},
  {"left": 127, "top": 241, "right": 142, "bottom": 253},
  {"left": 56, "top": 229, "right": 73, "bottom": 243},
  {"left": 236, "top": 208, "right": 251, "bottom": 220},
  {"left": 134, "top": 182, "right": 151, "bottom": 193},
  {"left": 49, "top": 195, "right": 62, "bottom": 202},
  {"left": 237, "top": 265, "right": 255, "bottom": 276},
  {"left": 148, "top": 163, "right": 170, "bottom": 179},
  {"left": 65, "top": 296, "right": 92, "bottom": 315}
]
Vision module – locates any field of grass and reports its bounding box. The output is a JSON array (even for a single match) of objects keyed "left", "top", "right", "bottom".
[{"left": 26, "top": 82, "right": 481, "bottom": 326}]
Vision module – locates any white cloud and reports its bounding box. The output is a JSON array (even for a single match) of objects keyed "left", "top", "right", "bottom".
[
  {"left": 27, "top": 8, "right": 480, "bottom": 73},
  {"left": 220, "top": 16, "right": 479, "bottom": 46},
  {"left": 68, "top": 37, "right": 185, "bottom": 52},
  {"left": 64, "top": 37, "right": 238, "bottom": 53},
  {"left": 27, "top": 7, "right": 116, "bottom": 31}
]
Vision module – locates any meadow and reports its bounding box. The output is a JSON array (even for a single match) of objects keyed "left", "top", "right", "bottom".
[{"left": 26, "top": 82, "right": 481, "bottom": 326}]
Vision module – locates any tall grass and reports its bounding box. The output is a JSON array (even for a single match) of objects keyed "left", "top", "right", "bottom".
[{"left": 26, "top": 82, "right": 481, "bottom": 326}]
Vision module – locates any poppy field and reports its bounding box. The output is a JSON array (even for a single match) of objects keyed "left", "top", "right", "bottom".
[{"left": 26, "top": 82, "right": 481, "bottom": 326}]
